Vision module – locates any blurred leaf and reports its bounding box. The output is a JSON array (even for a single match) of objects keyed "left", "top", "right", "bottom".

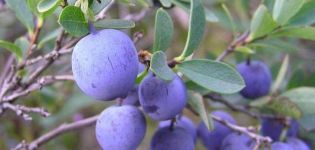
[
  {"left": 37, "top": 0, "right": 61, "bottom": 13},
  {"left": 288, "top": 69, "right": 315, "bottom": 89},
  {"left": 221, "top": 3, "right": 237, "bottom": 37},
  {"left": 176, "top": 0, "right": 205, "bottom": 60},
  {"left": 153, "top": 8, "right": 174, "bottom": 52},
  {"left": 271, "top": 26, "right": 315, "bottom": 41},
  {"left": 58, "top": 6, "right": 89, "bottom": 37},
  {"left": 289, "top": 0, "right": 315, "bottom": 25},
  {"left": 249, "top": 38, "right": 299, "bottom": 52},
  {"left": 271, "top": 55, "right": 289, "bottom": 93},
  {"left": 150, "top": 51, "right": 175, "bottom": 81},
  {"left": 178, "top": 59, "right": 245, "bottom": 94},
  {"left": 250, "top": 5, "right": 277, "bottom": 39},
  {"left": 159, "top": 0, "right": 172, "bottom": 7},
  {"left": 5, "top": 0, "right": 34, "bottom": 32},
  {"left": 272, "top": 0, "right": 305, "bottom": 25},
  {"left": 14, "top": 37, "right": 29, "bottom": 56},
  {"left": 27, "top": 0, "right": 41, "bottom": 15},
  {"left": 38, "top": 28, "right": 62, "bottom": 48},
  {"left": 265, "top": 96, "right": 302, "bottom": 119},
  {"left": 0, "top": 40, "right": 23, "bottom": 62},
  {"left": 188, "top": 91, "right": 214, "bottom": 130},
  {"left": 205, "top": 8, "right": 218, "bottom": 22},
  {"left": 94, "top": 19, "right": 135, "bottom": 29},
  {"left": 235, "top": 46, "right": 255, "bottom": 54},
  {"left": 91, "top": 0, "right": 111, "bottom": 13},
  {"left": 282, "top": 87, "right": 315, "bottom": 116},
  {"left": 250, "top": 96, "right": 272, "bottom": 107},
  {"left": 299, "top": 115, "right": 315, "bottom": 131}
]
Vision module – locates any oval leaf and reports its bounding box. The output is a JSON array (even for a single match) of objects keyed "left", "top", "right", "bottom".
[
  {"left": 273, "top": 0, "right": 305, "bottom": 25},
  {"left": 159, "top": 0, "right": 172, "bottom": 7},
  {"left": 150, "top": 51, "right": 175, "bottom": 81},
  {"left": 250, "top": 5, "right": 277, "bottom": 39},
  {"left": 37, "top": 0, "right": 61, "bottom": 13},
  {"left": 5, "top": 0, "right": 34, "bottom": 32},
  {"left": 177, "top": 0, "right": 205, "bottom": 60},
  {"left": 282, "top": 87, "right": 315, "bottom": 115},
  {"left": 91, "top": 0, "right": 111, "bottom": 14},
  {"left": 271, "top": 26, "right": 315, "bottom": 41},
  {"left": 0, "top": 40, "right": 23, "bottom": 62},
  {"left": 153, "top": 8, "right": 174, "bottom": 52},
  {"left": 58, "top": 6, "right": 89, "bottom": 37},
  {"left": 94, "top": 19, "right": 135, "bottom": 29},
  {"left": 265, "top": 96, "right": 302, "bottom": 119},
  {"left": 178, "top": 59, "right": 245, "bottom": 94}
]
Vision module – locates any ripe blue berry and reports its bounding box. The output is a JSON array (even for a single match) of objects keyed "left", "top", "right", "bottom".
[{"left": 72, "top": 29, "right": 138, "bottom": 100}]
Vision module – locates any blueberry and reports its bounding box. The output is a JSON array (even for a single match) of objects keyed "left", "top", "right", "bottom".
[
  {"left": 72, "top": 29, "right": 138, "bottom": 100},
  {"left": 236, "top": 60, "right": 272, "bottom": 99},
  {"left": 139, "top": 74, "right": 187, "bottom": 120},
  {"left": 150, "top": 126, "right": 194, "bottom": 150},
  {"left": 95, "top": 105, "right": 146, "bottom": 150}
]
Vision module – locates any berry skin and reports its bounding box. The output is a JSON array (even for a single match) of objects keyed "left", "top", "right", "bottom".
[
  {"left": 150, "top": 126, "right": 194, "bottom": 150},
  {"left": 72, "top": 29, "right": 138, "bottom": 100},
  {"left": 158, "top": 116, "right": 197, "bottom": 141},
  {"left": 220, "top": 133, "right": 256, "bottom": 150},
  {"left": 270, "top": 142, "right": 294, "bottom": 150},
  {"left": 95, "top": 105, "right": 146, "bottom": 150},
  {"left": 236, "top": 60, "right": 272, "bottom": 99},
  {"left": 261, "top": 118, "right": 299, "bottom": 141},
  {"left": 197, "top": 111, "right": 236, "bottom": 150},
  {"left": 139, "top": 74, "right": 187, "bottom": 120},
  {"left": 286, "top": 138, "right": 311, "bottom": 150}
]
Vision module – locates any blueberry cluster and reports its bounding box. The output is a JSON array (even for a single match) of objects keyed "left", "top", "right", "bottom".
[{"left": 72, "top": 29, "right": 191, "bottom": 150}]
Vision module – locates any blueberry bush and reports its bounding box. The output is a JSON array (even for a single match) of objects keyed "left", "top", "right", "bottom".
[{"left": 0, "top": 0, "right": 315, "bottom": 149}]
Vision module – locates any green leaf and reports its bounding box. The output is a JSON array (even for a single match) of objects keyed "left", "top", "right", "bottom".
[
  {"left": 91, "top": 0, "right": 111, "bottom": 14},
  {"left": 188, "top": 91, "right": 214, "bottom": 130},
  {"left": 250, "top": 5, "right": 277, "bottom": 39},
  {"left": 221, "top": 4, "right": 237, "bottom": 37},
  {"left": 37, "top": 0, "right": 61, "bottom": 13},
  {"left": 289, "top": 0, "right": 315, "bottom": 25},
  {"left": 265, "top": 96, "right": 302, "bottom": 119},
  {"left": 176, "top": 0, "right": 205, "bottom": 60},
  {"left": 282, "top": 87, "right": 315, "bottom": 115},
  {"left": 15, "top": 37, "right": 30, "bottom": 56},
  {"left": 271, "top": 55, "right": 289, "bottom": 93},
  {"left": 205, "top": 8, "right": 218, "bottom": 22},
  {"left": 153, "top": 8, "right": 174, "bottom": 52},
  {"left": 58, "top": 6, "right": 89, "bottom": 37},
  {"left": 5, "top": 0, "right": 34, "bottom": 32},
  {"left": 271, "top": 26, "right": 315, "bottom": 41},
  {"left": 159, "top": 0, "right": 172, "bottom": 7},
  {"left": 235, "top": 46, "right": 255, "bottom": 54},
  {"left": 38, "top": 28, "right": 62, "bottom": 48},
  {"left": 272, "top": 0, "right": 305, "bottom": 25},
  {"left": 27, "top": 0, "right": 41, "bottom": 15},
  {"left": 185, "top": 80, "right": 210, "bottom": 95},
  {"left": 299, "top": 115, "right": 315, "bottom": 131},
  {"left": 0, "top": 40, "right": 23, "bottom": 62},
  {"left": 94, "top": 19, "right": 135, "bottom": 29},
  {"left": 178, "top": 59, "right": 245, "bottom": 94},
  {"left": 150, "top": 51, "right": 175, "bottom": 81}
]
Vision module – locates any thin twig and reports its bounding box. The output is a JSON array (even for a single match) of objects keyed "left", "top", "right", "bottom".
[
  {"left": 12, "top": 115, "right": 98, "bottom": 150},
  {"left": 216, "top": 31, "right": 250, "bottom": 61},
  {"left": 204, "top": 93, "right": 282, "bottom": 119},
  {"left": 2, "top": 103, "right": 50, "bottom": 120},
  {"left": 2, "top": 75, "right": 74, "bottom": 102},
  {"left": 123, "top": 9, "right": 150, "bottom": 22},
  {"left": 211, "top": 114, "right": 272, "bottom": 149},
  {"left": 0, "top": 54, "right": 15, "bottom": 89}
]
